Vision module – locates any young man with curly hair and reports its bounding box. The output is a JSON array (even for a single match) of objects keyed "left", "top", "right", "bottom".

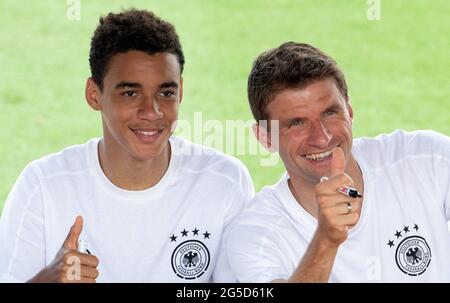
[{"left": 0, "top": 9, "right": 254, "bottom": 283}]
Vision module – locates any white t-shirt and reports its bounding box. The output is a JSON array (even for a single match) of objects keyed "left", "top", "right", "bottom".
[
  {"left": 227, "top": 130, "right": 450, "bottom": 282},
  {"left": 0, "top": 136, "right": 254, "bottom": 282}
]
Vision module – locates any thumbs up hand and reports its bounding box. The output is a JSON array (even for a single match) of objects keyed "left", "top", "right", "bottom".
[
  {"left": 313, "top": 148, "right": 360, "bottom": 247},
  {"left": 27, "top": 216, "right": 99, "bottom": 283}
]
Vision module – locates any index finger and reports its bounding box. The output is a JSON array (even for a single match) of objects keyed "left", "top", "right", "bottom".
[
  {"left": 66, "top": 251, "right": 99, "bottom": 268},
  {"left": 80, "top": 253, "right": 99, "bottom": 268}
]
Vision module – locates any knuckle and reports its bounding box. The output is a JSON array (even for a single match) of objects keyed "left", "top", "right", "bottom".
[
  {"left": 328, "top": 218, "right": 337, "bottom": 227},
  {"left": 64, "top": 253, "right": 76, "bottom": 264},
  {"left": 317, "top": 195, "right": 328, "bottom": 207},
  {"left": 338, "top": 227, "right": 348, "bottom": 234},
  {"left": 315, "top": 182, "right": 325, "bottom": 193},
  {"left": 340, "top": 173, "right": 353, "bottom": 185},
  {"left": 314, "top": 183, "right": 321, "bottom": 191},
  {"left": 335, "top": 174, "right": 345, "bottom": 183},
  {"left": 92, "top": 256, "right": 100, "bottom": 267},
  {"left": 321, "top": 207, "right": 333, "bottom": 218},
  {"left": 63, "top": 251, "right": 73, "bottom": 260},
  {"left": 61, "top": 265, "right": 69, "bottom": 273}
]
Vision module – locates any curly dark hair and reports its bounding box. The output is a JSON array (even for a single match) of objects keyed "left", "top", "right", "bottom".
[
  {"left": 248, "top": 42, "right": 348, "bottom": 122},
  {"left": 89, "top": 9, "right": 185, "bottom": 91}
]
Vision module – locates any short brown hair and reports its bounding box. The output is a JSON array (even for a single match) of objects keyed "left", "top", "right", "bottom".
[{"left": 247, "top": 42, "right": 348, "bottom": 122}]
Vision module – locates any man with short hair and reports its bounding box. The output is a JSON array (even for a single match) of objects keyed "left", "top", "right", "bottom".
[
  {"left": 0, "top": 9, "right": 254, "bottom": 283},
  {"left": 226, "top": 42, "right": 450, "bottom": 282}
]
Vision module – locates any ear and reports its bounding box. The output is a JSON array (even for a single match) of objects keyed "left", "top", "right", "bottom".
[
  {"left": 346, "top": 101, "right": 354, "bottom": 121},
  {"left": 252, "top": 123, "right": 276, "bottom": 152},
  {"left": 85, "top": 78, "right": 102, "bottom": 111},
  {"left": 179, "top": 77, "right": 183, "bottom": 104}
]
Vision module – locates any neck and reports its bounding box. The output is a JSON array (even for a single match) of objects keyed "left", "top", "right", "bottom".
[
  {"left": 98, "top": 139, "right": 171, "bottom": 191},
  {"left": 288, "top": 154, "right": 364, "bottom": 218}
]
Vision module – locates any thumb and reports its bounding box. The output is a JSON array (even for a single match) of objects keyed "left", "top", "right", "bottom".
[
  {"left": 331, "top": 147, "right": 346, "bottom": 177},
  {"left": 62, "top": 216, "right": 83, "bottom": 249}
]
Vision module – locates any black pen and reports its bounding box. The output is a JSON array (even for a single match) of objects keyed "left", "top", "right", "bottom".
[
  {"left": 338, "top": 186, "right": 363, "bottom": 198},
  {"left": 78, "top": 239, "right": 91, "bottom": 255},
  {"left": 320, "top": 177, "right": 363, "bottom": 198}
]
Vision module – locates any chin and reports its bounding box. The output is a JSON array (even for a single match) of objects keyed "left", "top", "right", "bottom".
[
  {"left": 133, "top": 146, "right": 166, "bottom": 161},
  {"left": 129, "top": 131, "right": 171, "bottom": 159}
]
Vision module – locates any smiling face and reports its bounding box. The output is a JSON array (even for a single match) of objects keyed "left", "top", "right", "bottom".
[
  {"left": 86, "top": 50, "right": 182, "bottom": 162},
  {"left": 266, "top": 78, "right": 354, "bottom": 184}
]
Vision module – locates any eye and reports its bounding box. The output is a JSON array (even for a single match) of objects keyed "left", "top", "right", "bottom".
[
  {"left": 322, "top": 110, "right": 337, "bottom": 117},
  {"left": 122, "top": 91, "right": 138, "bottom": 97},
  {"left": 290, "top": 119, "right": 305, "bottom": 127},
  {"left": 159, "top": 90, "right": 175, "bottom": 98}
]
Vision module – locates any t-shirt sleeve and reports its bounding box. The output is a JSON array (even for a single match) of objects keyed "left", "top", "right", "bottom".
[
  {"left": 379, "top": 130, "right": 450, "bottom": 222},
  {"left": 211, "top": 164, "right": 255, "bottom": 283},
  {"left": 430, "top": 131, "right": 450, "bottom": 221},
  {"left": 226, "top": 223, "right": 289, "bottom": 283},
  {"left": 0, "top": 163, "right": 46, "bottom": 282},
  {"left": 224, "top": 165, "right": 255, "bottom": 227}
]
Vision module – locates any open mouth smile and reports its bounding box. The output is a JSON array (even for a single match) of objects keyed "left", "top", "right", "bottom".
[
  {"left": 304, "top": 148, "right": 334, "bottom": 161},
  {"left": 131, "top": 128, "right": 164, "bottom": 143}
]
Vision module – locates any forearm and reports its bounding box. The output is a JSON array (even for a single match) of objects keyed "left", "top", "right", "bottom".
[{"left": 287, "top": 234, "right": 339, "bottom": 283}]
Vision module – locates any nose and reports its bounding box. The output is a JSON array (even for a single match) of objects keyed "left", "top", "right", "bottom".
[
  {"left": 138, "top": 97, "right": 163, "bottom": 120},
  {"left": 307, "top": 120, "right": 332, "bottom": 148}
]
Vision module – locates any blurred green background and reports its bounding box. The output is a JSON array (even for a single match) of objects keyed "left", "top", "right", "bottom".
[{"left": 0, "top": 0, "right": 449, "bottom": 213}]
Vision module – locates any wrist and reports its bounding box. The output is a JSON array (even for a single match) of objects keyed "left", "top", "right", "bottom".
[
  {"left": 26, "top": 269, "right": 47, "bottom": 283},
  {"left": 313, "top": 232, "right": 341, "bottom": 253}
]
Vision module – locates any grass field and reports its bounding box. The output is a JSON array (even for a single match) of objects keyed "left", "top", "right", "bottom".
[{"left": 0, "top": 0, "right": 449, "bottom": 213}]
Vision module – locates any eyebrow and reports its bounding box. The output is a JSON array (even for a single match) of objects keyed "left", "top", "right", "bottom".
[
  {"left": 159, "top": 81, "right": 179, "bottom": 89},
  {"left": 114, "top": 81, "right": 142, "bottom": 90},
  {"left": 282, "top": 102, "right": 344, "bottom": 124},
  {"left": 114, "top": 81, "right": 179, "bottom": 90}
]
